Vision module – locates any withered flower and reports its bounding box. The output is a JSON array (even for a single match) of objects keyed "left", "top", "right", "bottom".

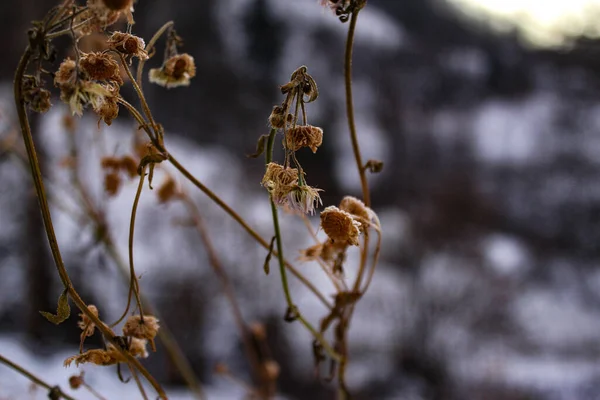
[
  {"left": 128, "top": 337, "right": 149, "bottom": 359},
  {"left": 54, "top": 59, "right": 77, "bottom": 87},
  {"left": 108, "top": 32, "right": 148, "bottom": 60},
  {"left": 339, "top": 196, "right": 370, "bottom": 232},
  {"left": 123, "top": 315, "right": 160, "bottom": 351},
  {"left": 261, "top": 162, "right": 299, "bottom": 205},
  {"left": 79, "top": 52, "right": 123, "bottom": 85},
  {"left": 104, "top": 171, "right": 121, "bottom": 196},
  {"left": 149, "top": 54, "right": 196, "bottom": 88},
  {"left": 268, "top": 105, "right": 294, "bottom": 129},
  {"left": 157, "top": 176, "right": 178, "bottom": 204},
  {"left": 87, "top": 0, "right": 133, "bottom": 26},
  {"left": 64, "top": 349, "right": 119, "bottom": 367},
  {"left": 69, "top": 374, "right": 84, "bottom": 389},
  {"left": 320, "top": 206, "right": 361, "bottom": 246},
  {"left": 286, "top": 184, "right": 322, "bottom": 215},
  {"left": 78, "top": 305, "right": 99, "bottom": 352},
  {"left": 285, "top": 125, "right": 323, "bottom": 153}
]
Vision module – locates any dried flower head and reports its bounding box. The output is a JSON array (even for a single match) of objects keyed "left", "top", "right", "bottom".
[
  {"left": 68, "top": 374, "right": 84, "bottom": 389},
  {"left": 286, "top": 184, "right": 322, "bottom": 215},
  {"left": 108, "top": 32, "right": 148, "bottom": 60},
  {"left": 22, "top": 76, "right": 51, "bottom": 113},
  {"left": 120, "top": 155, "right": 138, "bottom": 178},
  {"left": 123, "top": 315, "right": 160, "bottom": 351},
  {"left": 58, "top": 80, "right": 113, "bottom": 116},
  {"left": 78, "top": 305, "right": 99, "bottom": 352},
  {"left": 299, "top": 240, "right": 342, "bottom": 263},
  {"left": 149, "top": 54, "right": 196, "bottom": 88},
  {"left": 54, "top": 59, "right": 77, "bottom": 87},
  {"left": 285, "top": 125, "right": 323, "bottom": 153},
  {"left": 87, "top": 0, "right": 133, "bottom": 26},
  {"left": 320, "top": 206, "right": 361, "bottom": 246},
  {"left": 339, "top": 196, "right": 370, "bottom": 232},
  {"left": 261, "top": 162, "right": 299, "bottom": 205},
  {"left": 268, "top": 105, "right": 294, "bottom": 129},
  {"left": 157, "top": 176, "right": 178, "bottom": 203},
  {"left": 128, "top": 337, "right": 149, "bottom": 359},
  {"left": 95, "top": 95, "right": 119, "bottom": 126},
  {"left": 79, "top": 52, "right": 123, "bottom": 85},
  {"left": 104, "top": 171, "right": 121, "bottom": 196},
  {"left": 64, "top": 349, "right": 119, "bottom": 367}
]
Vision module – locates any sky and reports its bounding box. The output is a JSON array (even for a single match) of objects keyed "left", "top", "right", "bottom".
[{"left": 448, "top": 0, "right": 600, "bottom": 47}]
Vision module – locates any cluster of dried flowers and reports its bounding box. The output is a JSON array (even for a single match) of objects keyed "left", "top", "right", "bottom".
[
  {"left": 262, "top": 67, "right": 324, "bottom": 215},
  {"left": 65, "top": 305, "right": 159, "bottom": 368}
]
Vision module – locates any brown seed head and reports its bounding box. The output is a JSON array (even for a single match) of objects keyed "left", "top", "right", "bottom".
[
  {"left": 123, "top": 315, "right": 160, "bottom": 351},
  {"left": 285, "top": 125, "right": 323, "bottom": 153},
  {"left": 261, "top": 163, "right": 299, "bottom": 205},
  {"left": 78, "top": 305, "right": 99, "bottom": 336},
  {"left": 54, "top": 59, "right": 77, "bottom": 87},
  {"left": 128, "top": 337, "right": 149, "bottom": 359},
  {"left": 80, "top": 52, "right": 123, "bottom": 85},
  {"left": 108, "top": 32, "right": 148, "bottom": 60},
  {"left": 287, "top": 184, "right": 322, "bottom": 215},
  {"left": 104, "top": 172, "right": 121, "bottom": 196},
  {"left": 320, "top": 206, "right": 361, "bottom": 246},
  {"left": 149, "top": 54, "right": 196, "bottom": 88},
  {"left": 157, "top": 176, "right": 178, "bottom": 203},
  {"left": 120, "top": 156, "right": 139, "bottom": 178},
  {"left": 339, "top": 196, "right": 370, "bottom": 232},
  {"left": 68, "top": 374, "right": 84, "bottom": 390}
]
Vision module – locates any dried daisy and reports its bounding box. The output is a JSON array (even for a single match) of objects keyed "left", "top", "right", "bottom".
[
  {"left": 339, "top": 196, "right": 370, "bottom": 232},
  {"left": 79, "top": 52, "right": 123, "bottom": 85},
  {"left": 95, "top": 94, "right": 119, "bottom": 126},
  {"left": 123, "top": 315, "right": 160, "bottom": 351},
  {"left": 78, "top": 305, "right": 99, "bottom": 352},
  {"left": 58, "top": 80, "right": 113, "bottom": 117},
  {"left": 287, "top": 184, "right": 322, "bottom": 215},
  {"left": 149, "top": 54, "right": 196, "bottom": 88},
  {"left": 108, "top": 32, "right": 148, "bottom": 60},
  {"left": 64, "top": 349, "right": 119, "bottom": 367},
  {"left": 285, "top": 125, "right": 323, "bottom": 153},
  {"left": 320, "top": 206, "right": 361, "bottom": 246},
  {"left": 261, "top": 163, "right": 299, "bottom": 205},
  {"left": 22, "top": 76, "right": 51, "bottom": 113}
]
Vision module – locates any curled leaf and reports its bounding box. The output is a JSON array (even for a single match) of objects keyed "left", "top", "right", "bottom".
[
  {"left": 248, "top": 134, "right": 269, "bottom": 159},
  {"left": 263, "top": 236, "right": 276, "bottom": 275},
  {"left": 40, "top": 288, "right": 70, "bottom": 325}
]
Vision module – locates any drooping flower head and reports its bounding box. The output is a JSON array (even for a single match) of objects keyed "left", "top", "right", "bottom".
[
  {"left": 285, "top": 125, "right": 323, "bottom": 153},
  {"left": 286, "top": 184, "right": 322, "bottom": 215},
  {"left": 320, "top": 206, "right": 361, "bottom": 246},
  {"left": 149, "top": 54, "right": 196, "bottom": 88}
]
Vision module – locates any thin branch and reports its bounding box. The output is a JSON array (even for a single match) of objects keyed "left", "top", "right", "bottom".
[{"left": 0, "top": 353, "right": 77, "bottom": 400}]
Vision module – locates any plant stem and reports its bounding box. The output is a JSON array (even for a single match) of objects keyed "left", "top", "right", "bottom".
[
  {"left": 14, "top": 47, "right": 167, "bottom": 399},
  {"left": 344, "top": 9, "right": 370, "bottom": 207},
  {"left": 265, "top": 129, "right": 341, "bottom": 362},
  {"left": 0, "top": 353, "right": 77, "bottom": 400}
]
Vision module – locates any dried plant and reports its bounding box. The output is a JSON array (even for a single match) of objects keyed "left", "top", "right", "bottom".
[{"left": 2, "top": 0, "right": 383, "bottom": 399}]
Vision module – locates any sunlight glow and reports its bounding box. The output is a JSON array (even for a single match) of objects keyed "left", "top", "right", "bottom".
[{"left": 447, "top": 0, "right": 600, "bottom": 47}]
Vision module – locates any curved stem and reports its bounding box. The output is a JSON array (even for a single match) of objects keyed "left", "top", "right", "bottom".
[
  {"left": 14, "top": 47, "right": 167, "bottom": 399},
  {"left": 137, "top": 21, "right": 174, "bottom": 88},
  {"left": 265, "top": 129, "right": 341, "bottom": 362},
  {"left": 344, "top": 9, "right": 370, "bottom": 207},
  {"left": 0, "top": 353, "right": 77, "bottom": 400}
]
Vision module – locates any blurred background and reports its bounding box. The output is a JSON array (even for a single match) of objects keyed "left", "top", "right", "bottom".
[{"left": 3, "top": 0, "right": 600, "bottom": 399}]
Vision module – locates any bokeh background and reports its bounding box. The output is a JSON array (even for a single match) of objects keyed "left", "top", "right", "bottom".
[{"left": 3, "top": 0, "right": 600, "bottom": 399}]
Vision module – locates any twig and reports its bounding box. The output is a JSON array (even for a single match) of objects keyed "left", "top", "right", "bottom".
[{"left": 0, "top": 353, "right": 77, "bottom": 400}]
